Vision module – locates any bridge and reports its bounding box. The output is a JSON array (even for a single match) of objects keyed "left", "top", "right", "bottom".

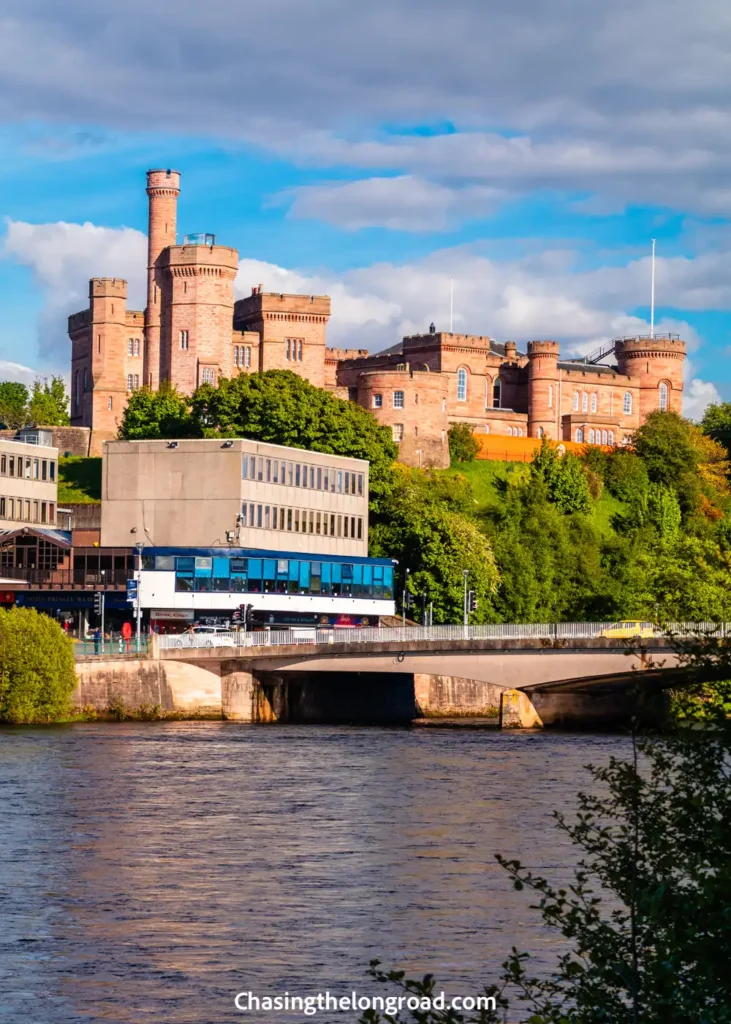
[{"left": 74, "top": 623, "right": 722, "bottom": 728}]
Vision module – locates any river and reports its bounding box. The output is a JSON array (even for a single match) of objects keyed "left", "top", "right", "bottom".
[{"left": 0, "top": 723, "right": 630, "bottom": 1023}]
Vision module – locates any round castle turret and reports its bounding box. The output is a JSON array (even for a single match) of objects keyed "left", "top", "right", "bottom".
[
  {"left": 527, "top": 340, "right": 560, "bottom": 438},
  {"left": 145, "top": 169, "right": 181, "bottom": 389},
  {"left": 615, "top": 336, "right": 686, "bottom": 419}
]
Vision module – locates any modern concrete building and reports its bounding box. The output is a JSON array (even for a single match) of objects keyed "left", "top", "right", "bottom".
[
  {"left": 0, "top": 434, "right": 59, "bottom": 530},
  {"left": 100, "top": 438, "right": 369, "bottom": 555}
]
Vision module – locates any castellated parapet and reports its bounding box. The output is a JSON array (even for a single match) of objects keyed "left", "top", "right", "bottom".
[{"left": 67, "top": 169, "right": 688, "bottom": 460}]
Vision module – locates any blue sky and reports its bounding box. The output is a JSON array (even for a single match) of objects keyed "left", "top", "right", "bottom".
[{"left": 1, "top": 0, "right": 730, "bottom": 415}]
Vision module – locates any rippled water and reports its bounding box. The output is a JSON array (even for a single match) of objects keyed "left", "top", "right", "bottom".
[{"left": 0, "top": 723, "right": 630, "bottom": 1023}]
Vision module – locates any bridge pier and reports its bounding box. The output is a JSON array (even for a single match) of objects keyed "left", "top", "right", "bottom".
[{"left": 499, "top": 689, "right": 543, "bottom": 729}]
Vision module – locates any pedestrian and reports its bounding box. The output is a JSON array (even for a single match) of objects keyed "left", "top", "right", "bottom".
[
  {"left": 93, "top": 626, "right": 102, "bottom": 656},
  {"left": 121, "top": 620, "right": 133, "bottom": 653}
]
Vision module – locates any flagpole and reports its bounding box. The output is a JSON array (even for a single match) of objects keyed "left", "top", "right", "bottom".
[
  {"left": 650, "top": 239, "right": 656, "bottom": 339},
  {"left": 450, "top": 277, "right": 454, "bottom": 333}
]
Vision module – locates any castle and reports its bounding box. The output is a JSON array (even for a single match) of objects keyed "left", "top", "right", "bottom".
[{"left": 69, "top": 170, "right": 686, "bottom": 465}]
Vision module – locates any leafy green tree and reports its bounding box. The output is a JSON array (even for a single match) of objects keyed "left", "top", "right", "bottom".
[
  {"left": 119, "top": 383, "right": 194, "bottom": 440},
  {"left": 26, "top": 376, "right": 70, "bottom": 426},
  {"left": 191, "top": 371, "right": 398, "bottom": 513},
  {"left": 646, "top": 483, "right": 682, "bottom": 546},
  {"left": 701, "top": 400, "right": 731, "bottom": 457},
  {"left": 0, "top": 607, "right": 77, "bottom": 723},
  {"left": 531, "top": 439, "right": 592, "bottom": 515},
  {"left": 0, "top": 381, "right": 29, "bottom": 429},
  {"left": 448, "top": 423, "right": 480, "bottom": 465},
  {"left": 370, "top": 470, "right": 499, "bottom": 623},
  {"left": 604, "top": 449, "right": 649, "bottom": 505},
  {"left": 633, "top": 410, "right": 699, "bottom": 488}
]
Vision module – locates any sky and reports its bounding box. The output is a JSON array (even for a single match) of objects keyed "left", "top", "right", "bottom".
[{"left": 1, "top": 0, "right": 730, "bottom": 418}]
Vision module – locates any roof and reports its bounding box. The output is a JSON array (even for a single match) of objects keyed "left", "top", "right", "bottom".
[
  {"left": 0, "top": 527, "right": 71, "bottom": 547},
  {"left": 144, "top": 546, "right": 395, "bottom": 566},
  {"left": 559, "top": 361, "right": 618, "bottom": 376}
]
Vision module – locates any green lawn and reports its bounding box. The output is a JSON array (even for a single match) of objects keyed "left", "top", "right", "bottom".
[
  {"left": 58, "top": 456, "right": 102, "bottom": 504},
  {"left": 442, "top": 459, "right": 530, "bottom": 512}
]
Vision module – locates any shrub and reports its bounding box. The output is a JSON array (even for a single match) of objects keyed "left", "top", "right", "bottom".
[
  {"left": 448, "top": 423, "right": 480, "bottom": 465},
  {"left": 605, "top": 449, "right": 649, "bottom": 504},
  {"left": 0, "top": 607, "right": 77, "bottom": 723}
]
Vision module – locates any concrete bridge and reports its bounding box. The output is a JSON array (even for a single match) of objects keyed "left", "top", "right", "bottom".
[{"left": 74, "top": 624, "right": 719, "bottom": 728}]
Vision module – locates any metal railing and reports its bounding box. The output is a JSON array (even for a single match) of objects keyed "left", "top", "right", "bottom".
[
  {"left": 157, "top": 622, "right": 729, "bottom": 651},
  {"left": 74, "top": 637, "right": 149, "bottom": 658}
]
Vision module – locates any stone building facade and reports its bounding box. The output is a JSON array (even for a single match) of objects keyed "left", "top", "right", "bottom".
[{"left": 69, "top": 170, "right": 686, "bottom": 465}]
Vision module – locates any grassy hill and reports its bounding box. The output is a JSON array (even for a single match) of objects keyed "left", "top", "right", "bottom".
[{"left": 58, "top": 456, "right": 102, "bottom": 504}]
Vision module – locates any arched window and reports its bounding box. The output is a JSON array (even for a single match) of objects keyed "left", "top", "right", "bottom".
[
  {"left": 537, "top": 426, "right": 544, "bottom": 438},
  {"left": 548, "top": 384, "right": 553, "bottom": 408},
  {"left": 589, "top": 428, "right": 595, "bottom": 444},
  {"left": 601, "top": 430, "right": 608, "bottom": 445},
  {"left": 457, "top": 367, "right": 468, "bottom": 402},
  {"left": 573, "top": 391, "right": 579, "bottom": 411},
  {"left": 484, "top": 424, "right": 490, "bottom": 434},
  {"left": 582, "top": 392, "right": 588, "bottom": 412},
  {"left": 74, "top": 371, "right": 80, "bottom": 409},
  {"left": 506, "top": 426, "right": 512, "bottom": 436},
  {"left": 493, "top": 377, "right": 502, "bottom": 408},
  {"left": 591, "top": 393, "right": 597, "bottom": 413},
  {"left": 624, "top": 392, "right": 633, "bottom": 414},
  {"left": 608, "top": 430, "right": 615, "bottom": 445},
  {"left": 576, "top": 427, "right": 585, "bottom": 443},
  {"left": 126, "top": 374, "right": 133, "bottom": 392},
  {"left": 518, "top": 427, "right": 523, "bottom": 437},
  {"left": 485, "top": 378, "right": 491, "bottom": 408},
  {"left": 659, "top": 382, "right": 669, "bottom": 411}
]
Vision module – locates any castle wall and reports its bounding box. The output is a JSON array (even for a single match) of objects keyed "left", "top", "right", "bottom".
[
  {"left": 234, "top": 290, "right": 331, "bottom": 387},
  {"left": 355, "top": 368, "right": 450, "bottom": 468}
]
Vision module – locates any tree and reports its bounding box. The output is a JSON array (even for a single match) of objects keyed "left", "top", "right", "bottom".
[
  {"left": 633, "top": 411, "right": 699, "bottom": 488},
  {"left": 0, "top": 607, "right": 77, "bottom": 723},
  {"left": 119, "top": 383, "right": 194, "bottom": 440},
  {"left": 448, "top": 423, "right": 480, "bottom": 465},
  {"left": 531, "top": 439, "right": 592, "bottom": 515},
  {"left": 604, "top": 449, "right": 649, "bottom": 505},
  {"left": 370, "top": 469, "right": 499, "bottom": 623},
  {"left": 701, "top": 400, "right": 731, "bottom": 458},
  {"left": 26, "top": 376, "right": 70, "bottom": 426},
  {"left": 0, "top": 381, "right": 29, "bottom": 429}
]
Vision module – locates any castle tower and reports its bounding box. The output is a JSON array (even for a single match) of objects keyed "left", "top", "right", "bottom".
[
  {"left": 234, "top": 289, "right": 331, "bottom": 387},
  {"left": 145, "top": 169, "right": 181, "bottom": 389},
  {"left": 159, "top": 236, "right": 239, "bottom": 391},
  {"left": 527, "top": 341, "right": 560, "bottom": 438},
  {"left": 70, "top": 277, "right": 128, "bottom": 435},
  {"left": 615, "top": 336, "right": 686, "bottom": 421}
]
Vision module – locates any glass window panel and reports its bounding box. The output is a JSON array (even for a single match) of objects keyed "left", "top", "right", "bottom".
[
  {"left": 256, "top": 504, "right": 262, "bottom": 527},
  {"left": 265, "top": 506, "right": 271, "bottom": 529},
  {"left": 194, "top": 557, "right": 213, "bottom": 577},
  {"left": 353, "top": 564, "right": 363, "bottom": 584},
  {"left": 263, "top": 559, "right": 277, "bottom": 580},
  {"left": 212, "top": 557, "right": 230, "bottom": 577},
  {"left": 321, "top": 562, "right": 332, "bottom": 583},
  {"left": 299, "top": 562, "right": 311, "bottom": 590},
  {"left": 363, "top": 564, "right": 373, "bottom": 586},
  {"left": 242, "top": 454, "right": 249, "bottom": 479},
  {"left": 295, "top": 465, "right": 301, "bottom": 486},
  {"left": 272, "top": 461, "right": 278, "bottom": 483},
  {"left": 266, "top": 459, "right": 271, "bottom": 482},
  {"left": 250, "top": 457, "right": 256, "bottom": 480},
  {"left": 231, "top": 558, "right": 248, "bottom": 573},
  {"left": 155, "top": 555, "right": 175, "bottom": 571},
  {"left": 302, "top": 465, "right": 308, "bottom": 488},
  {"left": 311, "top": 562, "right": 321, "bottom": 576},
  {"left": 176, "top": 556, "right": 195, "bottom": 572},
  {"left": 175, "top": 573, "right": 194, "bottom": 592},
  {"left": 248, "top": 558, "right": 262, "bottom": 580},
  {"left": 213, "top": 576, "right": 231, "bottom": 592},
  {"left": 331, "top": 562, "right": 342, "bottom": 584}
]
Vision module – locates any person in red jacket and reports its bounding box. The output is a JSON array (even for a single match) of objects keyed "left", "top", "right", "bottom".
[{"left": 121, "top": 620, "right": 133, "bottom": 652}]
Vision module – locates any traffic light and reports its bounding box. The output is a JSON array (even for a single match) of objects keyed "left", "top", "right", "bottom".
[
  {"left": 93, "top": 591, "right": 103, "bottom": 615},
  {"left": 405, "top": 591, "right": 415, "bottom": 609},
  {"left": 244, "top": 604, "right": 254, "bottom": 630},
  {"left": 468, "top": 590, "right": 478, "bottom": 613}
]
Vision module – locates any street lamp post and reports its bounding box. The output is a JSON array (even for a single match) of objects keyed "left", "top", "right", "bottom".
[
  {"left": 100, "top": 569, "right": 106, "bottom": 652},
  {"left": 463, "top": 569, "right": 469, "bottom": 634},
  {"left": 135, "top": 542, "right": 144, "bottom": 650},
  {"left": 402, "top": 568, "right": 410, "bottom": 628}
]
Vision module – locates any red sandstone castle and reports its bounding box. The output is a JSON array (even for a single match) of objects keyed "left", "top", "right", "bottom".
[{"left": 69, "top": 170, "right": 686, "bottom": 465}]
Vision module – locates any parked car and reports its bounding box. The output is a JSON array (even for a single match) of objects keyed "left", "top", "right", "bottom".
[
  {"left": 600, "top": 620, "right": 655, "bottom": 639},
  {"left": 191, "top": 625, "right": 234, "bottom": 647}
]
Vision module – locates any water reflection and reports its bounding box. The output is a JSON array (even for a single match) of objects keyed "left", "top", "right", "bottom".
[{"left": 0, "top": 724, "right": 630, "bottom": 1023}]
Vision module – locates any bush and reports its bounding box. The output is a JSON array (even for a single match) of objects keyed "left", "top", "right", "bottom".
[
  {"left": 0, "top": 608, "right": 77, "bottom": 723},
  {"left": 605, "top": 449, "right": 649, "bottom": 504},
  {"left": 448, "top": 423, "right": 480, "bottom": 465}
]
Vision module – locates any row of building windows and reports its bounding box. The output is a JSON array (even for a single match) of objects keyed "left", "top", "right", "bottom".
[
  {"left": 0, "top": 496, "right": 56, "bottom": 525},
  {"left": 241, "top": 502, "right": 364, "bottom": 540},
  {"left": 455, "top": 369, "right": 503, "bottom": 408},
  {"left": 505, "top": 426, "right": 524, "bottom": 436},
  {"left": 575, "top": 428, "right": 616, "bottom": 445},
  {"left": 0, "top": 454, "right": 56, "bottom": 482},
  {"left": 286, "top": 338, "right": 304, "bottom": 361},
  {"left": 146, "top": 555, "right": 393, "bottom": 598},
  {"left": 127, "top": 338, "right": 141, "bottom": 356},
  {"left": 242, "top": 455, "right": 364, "bottom": 496},
  {"left": 234, "top": 345, "right": 252, "bottom": 368}
]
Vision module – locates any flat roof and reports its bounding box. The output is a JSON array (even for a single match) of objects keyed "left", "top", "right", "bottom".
[
  {"left": 104, "top": 437, "right": 369, "bottom": 466},
  {"left": 143, "top": 546, "right": 394, "bottom": 566}
]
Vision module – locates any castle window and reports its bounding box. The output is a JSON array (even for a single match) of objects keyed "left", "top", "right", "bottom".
[
  {"left": 133, "top": 374, "right": 139, "bottom": 390},
  {"left": 180, "top": 330, "right": 189, "bottom": 350},
  {"left": 457, "top": 367, "right": 468, "bottom": 402},
  {"left": 286, "top": 338, "right": 291, "bottom": 360},
  {"left": 373, "top": 394, "right": 383, "bottom": 408},
  {"left": 573, "top": 391, "right": 579, "bottom": 411},
  {"left": 393, "top": 391, "right": 405, "bottom": 409},
  {"left": 74, "top": 371, "right": 80, "bottom": 409},
  {"left": 201, "top": 368, "right": 215, "bottom": 385},
  {"left": 537, "top": 427, "right": 543, "bottom": 438},
  {"left": 591, "top": 393, "right": 597, "bottom": 413},
  {"left": 492, "top": 377, "right": 502, "bottom": 409},
  {"left": 83, "top": 368, "right": 88, "bottom": 391},
  {"left": 414, "top": 425, "right": 418, "bottom": 436},
  {"left": 582, "top": 392, "right": 588, "bottom": 413},
  {"left": 602, "top": 430, "right": 608, "bottom": 445},
  {"left": 298, "top": 339, "right": 303, "bottom": 361},
  {"left": 608, "top": 430, "right": 615, "bottom": 445},
  {"left": 624, "top": 392, "right": 633, "bottom": 414},
  {"left": 548, "top": 384, "right": 553, "bottom": 408},
  {"left": 576, "top": 427, "right": 584, "bottom": 443},
  {"left": 441, "top": 430, "right": 446, "bottom": 442},
  {"left": 127, "top": 338, "right": 133, "bottom": 356},
  {"left": 233, "top": 346, "right": 239, "bottom": 366},
  {"left": 108, "top": 397, "right": 113, "bottom": 411},
  {"left": 442, "top": 398, "right": 446, "bottom": 412},
  {"left": 518, "top": 427, "right": 523, "bottom": 437},
  {"left": 392, "top": 424, "right": 404, "bottom": 442},
  {"left": 659, "top": 382, "right": 669, "bottom": 411},
  {"left": 126, "top": 374, "right": 133, "bottom": 392},
  {"left": 245, "top": 347, "right": 251, "bottom": 368},
  {"left": 589, "top": 428, "right": 595, "bottom": 444}
]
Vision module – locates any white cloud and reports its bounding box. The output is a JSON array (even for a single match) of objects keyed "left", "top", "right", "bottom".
[
  {"left": 282, "top": 176, "right": 507, "bottom": 231},
  {"left": 682, "top": 376, "right": 722, "bottom": 421},
  {"left": 0, "top": 359, "right": 42, "bottom": 385},
  {"left": 1, "top": 220, "right": 146, "bottom": 364}
]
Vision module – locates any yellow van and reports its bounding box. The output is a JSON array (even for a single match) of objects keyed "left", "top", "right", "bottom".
[{"left": 600, "top": 620, "right": 655, "bottom": 639}]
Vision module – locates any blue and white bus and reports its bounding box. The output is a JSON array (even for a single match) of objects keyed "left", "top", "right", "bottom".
[{"left": 139, "top": 547, "right": 396, "bottom": 631}]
